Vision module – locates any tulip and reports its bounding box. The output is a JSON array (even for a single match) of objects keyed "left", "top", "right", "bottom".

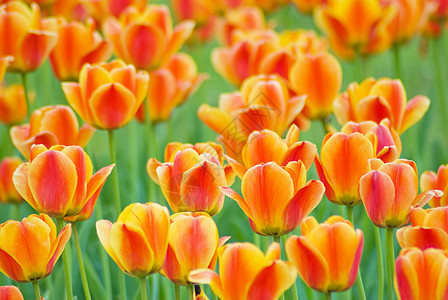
[
  {"left": 96, "top": 202, "right": 170, "bottom": 277},
  {"left": 0, "top": 157, "right": 23, "bottom": 204},
  {"left": 286, "top": 216, "right": 364, "bottom": 293},
  {"left": 10, "top": 105, "right": 95, "bottom": 159},
  {"left": 0, "top": 213, "right": 71, "bottom": 282},
  {"left": 51, "top": 0, "right": 88, "bottom": 22},
  {"left": 103, "top": 5, "right": 195, "bottom": 71},
  {"left": 421, "top": 0, "right": 448, "bottom": 37},
  {"left": 62, "top": 60, "right": 149, "bottom": 130},
  {"left": 221, "top": 161, "right": 325, "bottom": 236},
  {"left": 0, "top": 84, "right": 27, "bottom": 126},
  {"left": 394, "top": 248, "right": 448, "bottom": 300},
  {"left": 49, "top": 18, "right": 112, "bottom": 81},
  {"left": 334, "top": 78, "right": 430, "bottom": 134},
  {"left": 0, "top": 1, "right": 58, "bottom": 73},
  {"left": 171, "top": 0, "right": 212, "bottom": 27},
  {"left": 0, "top": 56, "right": 12, "bottom": 82},
  {"left": 292, "top": 0, "right": 326, "bottom": 14},
  {"left": 421, "top": 163, "right": 448, "bottom": 207},
  {"left": 0, "top": 285, "right": 24, "bottom": 300},
  {"left": 189, "top": 242, "right": 297, "bottom": 300},
  {"left": 82, "top": 0, "right": 147, "bottom": 23},
  {"left": 13, "top": 144, "right": 114, "bottom": 219},
  {"left": 161, "top": 212, "right": 230, "bottom": 286}
]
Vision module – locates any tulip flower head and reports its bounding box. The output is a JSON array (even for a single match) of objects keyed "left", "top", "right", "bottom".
[
  {"left": 421, "top": 163, "right": 448, "bottom": 207},
  {"left": 0, "top": 157, "right": 23, "bottom": 204},
  {"left": 0, "top": 285, "right": 24, "bottom": 300},
  {"left": 0, "top": 84, "right": 27, "bottom": 126}
]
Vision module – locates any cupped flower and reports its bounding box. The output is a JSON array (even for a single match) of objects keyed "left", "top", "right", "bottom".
[
  {"left": 0, "top": 1, "right": 58, "bottom": 73},
  {"left": 0, "top": 285, "right": 24, "bottom": 300},
  {"left": 13, "top": 144, "right": 114, "bottom": 218},
  {"left": 0, "top": 157, "right": 23, "bottom": 204},
  {"left": 81, "top": 0, "right": 147, "bottom": 23},
  {"left": 359, "top": 159, "right": 442, "bottom": 228},
  {"left": 161, "top": 212, "right": 230, "bottom": 286},
  {"left": 286, "top": 216, "right": 364, "bottom": 293},
  {"left": 221, "top": 161, "right": 325, "bottom": 236},
  {"left": 421, "top": 163, "right": 448, "bottom": 207},
  {"left": 334, "top": 78, "right": 430, "bottom": 134},
  {"left": 62, "top": 60, "right": 149, "bottom": 130},
  {"left": 0, "top": 213, "right": 71, "bottom": 282},
  {"left": 394, "top": 248, "right": 448, "bottom": 300},
  {"left": 96, "top": 202, "right": 170, "bottom": 278},
  {"left": 189, "top": 242, "right": 297, "bottom": 300},
  {"left": 10, "top": 105, "right": 95, "bottom": 159},
  {"left": 0, "top": 84, "right": 27, "bottom": 126}
]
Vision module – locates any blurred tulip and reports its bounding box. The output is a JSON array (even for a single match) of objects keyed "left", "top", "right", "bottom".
[
  {"left": 62, "top": 60, "right": 149, "bottom": 130},
  {"left": 334, "top": 78, "right": 430, "bottom": 134},
  {"left": 225, "top": 124, "right": 317, "bottom": 179},
  {"left": 286, "top": 216, "right": 364, "bottom": 293},
  {"left": 245, "top": 0, "right": 289, "bottom": 12},
  {"left": 0, "top": 213, "right": 71, "bottom": 282},
  {"left": 359, "top": 159, "right": 442, "bottom": 228},
  {"left": 0, "top": 84, "right": 27, "bottom": 126},
  {"left": 0, "top": 56, "right": 12, "bottom": 82},
  {"left": 315, "top": 132, "right": 375, "bottom": 206},
  {"left": 0, "top": 285, "right": 23, "bottom": 300},
  {"left": 50, "top": 18, "right": 112, "bottom": 81},
  {"left": 81, "top": 0, "right": 146, "bottom": 23},
  {"left": 171, "top": 0, "right": 213, "bottom": 26},
  {"left": 0, "top": 157, "right": 23, "bottom": 204},
  {"left": 96, "top": 202, "right": 170, "bottom": 277},
  {"left": 421, "top": 0, "right": 448, "bottom": 37},
  {"left": 13, "top": 144, "right": 114, "bottom": 218},
  {"left": 103, "top": 5, "right": 194, "bottom": 71},
  {"left": 51, "top": 0, "right": 88, "bottom": 22},
  {"left": 10, "top": 105, "right": 95, "bottom": 159},
  {"left": 394, "top": 248, "right": 448, "bottom": 300},
  {"left": 292, "top": 0, "right": 326, "bottom": 14},
  {"left": 161, "top": 212, "right": 229, "bottom": 285},
  {"left": 221, "top": 161, "right": 325, "bottom": 236},
  {"left": 0, "top": 1, "right": 58, "bottom": 73},
  {"left": 189, "top": 242, "right": 297, "bottom": 300},
  {"left": 421, "top": 163, "right": 448, "bottom": 207}
]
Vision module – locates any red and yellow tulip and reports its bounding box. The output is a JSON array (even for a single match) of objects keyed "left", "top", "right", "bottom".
[
  {"left": 421, "top": 163, "right": 448, "bottom": 207},
  {"left": 0, "top": 84, "right": 27, "bottom": 126},
  {"left": 0, "top": 157, "right": 23, "bottom": 204},
  {"left": 0, "top": 285, "right": 23, "bottom": 300}
]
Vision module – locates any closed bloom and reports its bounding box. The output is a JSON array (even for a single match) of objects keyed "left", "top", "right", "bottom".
[
  {"left": 221, "top": 161, "right": 325, "bottom": 236},
  {"left": 421, "top": 163, "right": 448, "bottom": 207},
  {"left": 0, "top": 285, "right": 24, "bottom": 300},
  {"left": 103, "top": 5, "right": 194, "bottom": 71},
  {"left": 62, "top": 60, "right": 149, "bottom": 130},
  {"left": 334, "top": 78, "right": 430, "bottom": 134},
  {"left": 0, "top": 56, "right": 13, "bottom": 82},
  {"left": 394, "top": 248, "right": 448, "bottom": 300},
  {"left": 96, "top": 202, "right": 170, "bottom": 277},
  {"left": 359, "top": 159, "right": 442, "bottom": 228},
  {"left": 161, "top": 212, "right": 229, "bottom": 285},
  {"left": 0, "top": 84, "right": 27, "bottom": 126},
  {"left": 0, "top": 213, "right": 71, "bottom": 282},
  {"left": 10, "top": 105, "right": 95, "bottom": 159},
  {"left": 82, "top": 0, "right": 147, "bottom": 23},
  {"left": 0, "top": 1, "right": 58, "bottom": 73},
  {"left": 0, "top": 157, "right": 23, "bottom": 204},
  {"left": 189, "top": 242, "right": 297, "bottom": 300},
  {"left": 13, "top": 144, "right": 114, "bottom": 218},
  {"left": 286, "top": 216, "right": 364, "bottom": 293}
]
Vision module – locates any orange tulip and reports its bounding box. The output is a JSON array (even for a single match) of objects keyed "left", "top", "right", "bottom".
[
  {"left": 62, "top": 60, "right": 149, "bottom": 130},
  {"left": 221, "top": 161, "right": 325, "bottom": 236},
  {"left": 103, "top": 5, "right": 194, "bottom": 71},
  {"left": 49, "top": 18, "right": 112, "bottom": 81},
  {"left": 0, "top": 286, "right": 24, "bottom": 300},
  {"left": 51, "top": 0, "right": 88, "bottom": 22},
  {"left": 394, "top": 248, "right": 448, "bottom": 300},
  {"left": 0, "top": 213, "right": 71, "bottom": 282},
  {"left": 286, "top": 216, "right": 364, "bottom": 293},
  {"left": 161, "top": 212, "right": 230, "bottom": 285},
  {"left": 292, "top": 0, "right": 326, "bottom": 14},
  {"left": 0, "top": 84, "right": 27, "bottom": 126},
  {"left": 198, "top": 74, "right": 305, "bottom": 161},
  {"left": 0, "top": 1, "right": 58, "bottom": 73},
  {"left": 359, "top": 159, "right": 442, "bottom": 228},
  {"left": 421, "top": 164, "right": 448, "bottom": 207},
  {"left": 334, "top": 78, "right": 430, "bottom": 134},
  {"left": 0, "top": 56, "right": 13, "bottom": 82},
  {"left": 13, "top": 144, "right": 114, "bottom": 219},
  {"left": 315, "top": 132, "right": 375, "bottom": 206},
  {"left": 0, "top": 157, "right": 23, "bottom": 204},
  {"left": 96, "top": 202, "right": 170, "bottom": 277},
  {"left": 225, "top": 124, "right": 317, "bottom": 179},
  {"left": 10, "top": 105, "right": 95, "bottom": 159},
  {"left": 189, "top": 242, "right": 297, "bottom": 300},
  {"left": 81, "top": 0, "right": 147, "bottom": 23}
]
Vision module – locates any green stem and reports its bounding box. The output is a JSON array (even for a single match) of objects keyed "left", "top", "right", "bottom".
[
  {"left": 273, "top": 236, "right": 285, "bottom": 300},
  {"left": 393, "top": 44, "right": 402, "bottom": 80},
  {"left": 432, "top": 37, "right": 448, "bottom": 146},
  {"left": 386, "top": 228, "right": 395, "bottom": 300},
  {"left": 139, "top": 277, "right": 148, "bottom": 300},
  {"left": 129, "top": 121, "right": 138, "bottom": 203},
  {"left": 120, "top": 270, "right": 127, "bottom": 300},
  {"left": 186, "top": 285, "right": 194, "bottom": 300},
  {"left": 32, "top": 280, "right": 41, "bottom": 300},
  {"left": 10, "top": 203, "right": 20, "bottom": 220},
  {"left": 108, "top": 130, "right": 121, "bottom": 217},
  {"left": 320, "top": 118, "right": 329, "bottom": 135},
  {"left": 167, "top": 118, "right": 173, "bottom": 143},
  {"left": 95, "top": 200, "right": 113, "bottom": 300},
  {"left": 346, "top": 206, "right": 354, "bottom": 224},
  {"left": 73, "top": 223, "right": 92, "bottom": 300},
  {"left": 292, "top": 280, "right": 299, "bottom": 300},
  {"left": 373, "top": 226, "right": 384, "bottom": 300},
  {"left": 20, "top": 73, "right": 31, "bottom": 119},
  {"left": 175, "top": 284, "right": 180, "bottom": 300},
  {"left": 57, "top": 219, "right": 73, "bottom": 300},
  {"left": 254, "top": 232, "right": 261, "bottom": 248},
  {"left": 145, "top": 98, "right": 158, "bottom": 203},
  {"left": 325, "top": 292, "right": 332, "bottom": 300}
]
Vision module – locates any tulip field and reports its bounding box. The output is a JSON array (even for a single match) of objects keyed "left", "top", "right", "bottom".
[{"left": 1, "top": 0, "right": 448, "bottom": 299}]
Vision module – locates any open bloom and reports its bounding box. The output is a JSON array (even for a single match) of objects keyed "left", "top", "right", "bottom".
[
  {"left": 421, "top": 164, "right": 448, "bottom": 207},
  {"left": 0, "top": 213, "right": 71, "bottom": 282},
  {"left": 96, "top": 202, "right": 170, "bottom": 278},
  {"left": 359, "top": 159, "right": 442, "bottom": 228},
  {"left": 13, "top": 144, "right": 114, "bottom": 218},
  {"left": 221, "top": 161, "right": 325, "bottom": 236},
  {"left": 286, "top": 216, "right": 364, "bottom": 293},
  {"left": 103, "top": 4, "right": 194, "bottom": 71},
  {"left": 82, "top": 0, "right": 147, "bottom": 23},
  {"left": 10, "top": 105, "right": 95, "bottom": 159},
  {"left": 0, "top": 84, "right": 27, "bottom": 126},
  {"left": 0, "top": 157, "right": 23, "bottom": 204},
  {"left": 161, "top": 212, "right": 229, "bottom": 285},
  {"left": 0, "top": 1, "right": 58, "bottom": 73},
  {"left": 334, "top": 78, "right": 430, "bottom": 134},
  {"left": 62, "top": 60, "right": 149, "bottom": 130},
  {"left": 189, "top": 242, "right": 297, "bottom": 300},
  {"left": 395, "top": 248, "right": 448, "bottom": 300},
  {"left": 0, "top": 286, "right": 23, "bottom": 300}
]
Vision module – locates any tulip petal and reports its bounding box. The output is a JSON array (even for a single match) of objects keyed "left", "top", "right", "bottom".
[
  {"left": 397, "top": 227, "right": 448, "bottom": 250},
  {"left": 46, "top": 223, "right": 72, "bottom": 275},
  {"left": 356, "top": 96, "right": 392, "bottom": 124},
  {"left": 189, "top": 269, "right": 223, "bottom": 299},
  {"left": 20, "top": 32, "right": 58, "bottom": 72},
  {"left": 12, "top": 163, "right": 38, "bottom": 210},
  {"left": 400, "top": 96, "right": 430, "bottom": 134},
  {"left": 163, "top": 21, "right": 194, "bottom": 67},
  {"left": 395, "top": 255, "right": 419, "bottom": 300},
  {"left": 96, "top": 220, "right": 125, "bottom": 271},
  {"left": 242, "top": 130, "right": 287, "bottom": 167},
  {"left": 282, "top": 141, "right": 317, "bottom": 170}
]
